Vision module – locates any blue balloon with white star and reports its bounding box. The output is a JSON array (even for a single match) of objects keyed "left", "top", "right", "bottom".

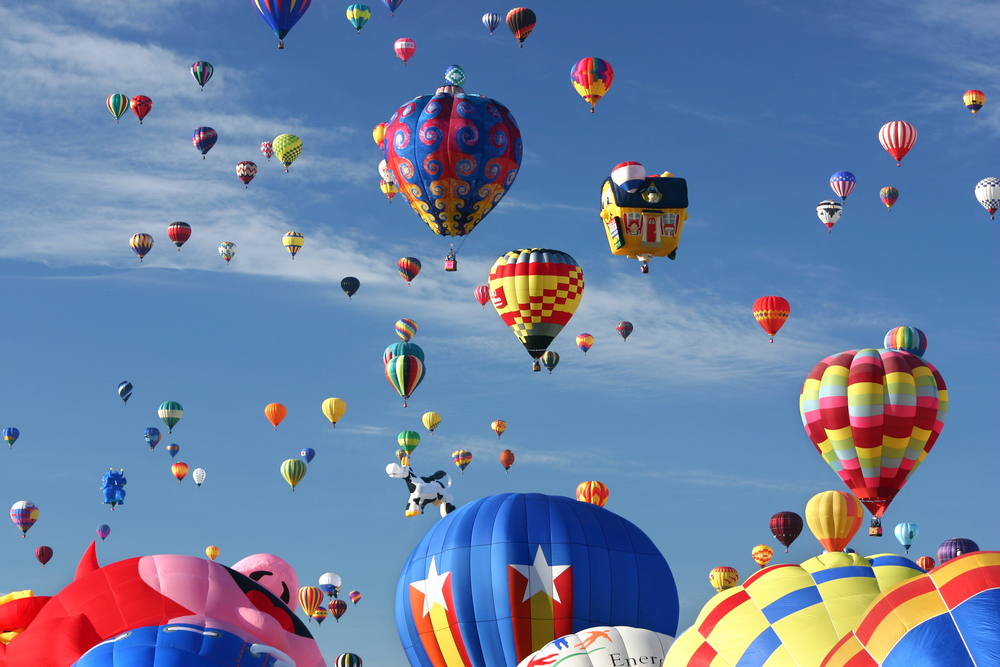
[{"left": 395, "top": 493, "right": 679, "bottom": 667}]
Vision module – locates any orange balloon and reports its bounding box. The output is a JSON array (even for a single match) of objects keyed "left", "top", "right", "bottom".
[
  {"left": 265, "top": 403, "right": 287, "bottom": 430},
  {"left": 500, "top": 449, "right": 515, "bottom": 472},
  {"left": 171, "top": 462, "right": 189, "bottom": 484},
  {"left": 576, "top": 481, "right": 609, "bottom": 507}
]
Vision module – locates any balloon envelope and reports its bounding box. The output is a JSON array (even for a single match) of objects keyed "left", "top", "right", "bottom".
[
  {"left": 752, "top": 296, "right": 789, "bottom": 342},
  {"left": 571, "top": 57, "right": 615, "bottom": 111},
  {"left": 97, "top": 524, "right": 111, "bottom": 541},
  {"left": 938, "top": 537, "right": 979, "bottom": 564},
  {"left": 769, "top": 511, "right": 803, "bottom": 552},
  {"left": 252, "top": 0, "right": 312, "bottom": 47},
  {"left": 265, "top": 403, "right": 287, "bottom": 429},
  {"left": 805, "top": 490, "right": 864, "bottom": 553},
  {"left": 575, "top": 481, "right": 609, "bottom": 507}
]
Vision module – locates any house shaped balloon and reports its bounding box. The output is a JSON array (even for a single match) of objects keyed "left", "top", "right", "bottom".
[{"left": 599, "top": 165, "right": 688, "bottom": 273}]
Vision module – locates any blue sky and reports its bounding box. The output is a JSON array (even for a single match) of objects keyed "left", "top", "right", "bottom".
[{"left": 0, "top": 0, "right": 997, "bottom": 662}]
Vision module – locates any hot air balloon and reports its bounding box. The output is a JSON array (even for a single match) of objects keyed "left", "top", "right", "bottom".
[
  {"left": 879, "top": 121, "right": 917, "bottom": 166},
  {"left": 96, "top": 524, "right": 110, "bottom": 541},
  {"left": 264, "top": 403, "right": 287, "bottom": 430},
  {"left": 576, "top": 334, "right": 594, "bottom": 355},
  {"left": 380, "top": 178, "right": 397, "bottom": 202},
  {"left": 320, "top": 572, "right": 342, "bottom": 598},
  {"left": 571, "top": 57, "right": 614, "bottom": 112},
  {"left": 341, "top": 277, "right": 360, "bottom": 300},
  {"left": 283, "top": 231, "right": 304, "bottom": 258},
  {"left": 100, "top": 469, "right": 126, "bottom": 509},
  {"left": 107, "top": 94, "right": 128, "bottom": 123},
  {"left": 883, "top": 326, "right": 927, "bottom": 357},
  {"left": 473, "top": 286, "right": 489, "bottom": 309},
  {"left": 805, "top": 490, "right": 864, "bottom": 553},
  {"left": 386, "top": 355, "right": 424, "bottom": 407},
  {"left": 171, "top": 462, "right": 189, "bottom": 484},
  {"left": 167, "top": 222, "right": 191, "bottom": 250},
  {"left": 219, "top": 242, "right": 236, "bottom": 265},
  {"left": 540, "top": 350, "right": 559, "bottom": 373},
  {"left": 521, "top": 627, "right": 675, "bottom": 667},
  {"left": 822, "top": 552, "right": 1000, "bottom": 667},
  {"left": 35, "top": 546, "right": 52, "bottom": 567},
  {"left": 491, "top": 420, "right": 506, "bottom": 438},
  {"left": 205, "top": 545, "right": 219, "bottom": 561},
  {"left": 752, "top": 296, "right": 790, "bottom": 343},
  {"left": 816, "top": 199, "right": 843, "bottom": 232},
  {"left": 482, "top": 12, "right": 501, "bottom": 34},
  {"left": 751, "top": 544, "right": 773, "bottom": 569},
  {"left": 299, "top": 586, "right": 324, "bottom": 621},
  {"left": 191, "top": 467, "right": 206, "bottom": 488},
  {"left": 10, "top": 501, "right": 38, "bottom": 537},
  {"left": 398, "top": 257, "right": 420, "bottom": 284},
  {"left": 830, "top": 171, "right": 856, "bottom": 203},
  {"left": 769, "top": 511, "right": 803, "bottom": 553},
  {"left": 348, "top": 591, "right": 362, "bottom": 605},
  {"left": 616, "top": 321, "right": 633, "bottom": 341},
  {"left": 575, "top": 481, "right": 609, "bottom": 507},
  {"left": 336, "top": 653, "right": 362, "bottom": 667},
  {"left": 800, "top": 349, "right": 948, "bottom": 531},
  {"left": 373, "top": 122, "right": 388, "bottom": 149},
  {"left": 894, "top": 522, "right": 918, "bottom": 553},
  {"left": 143, "top": 427, "right": 161, "bottom": 451},
  {"left": 190, "top": 61, "right": 213, "bottom": 90},
  {"left": 2, "top": 428, "right": 17, "bottom": 449},
  {"left": 273, "top": 134, "right": 302, "bottom": 172},
  {"left": 192, "top": 127, "right": 217, "bottom": 159},
  {"left": 166, "top": 444, "right": 179, "bottom": 458},
  {"left": 312, "top": 607, "right": 328, "bottom": 625},
  {"left": 158, "top": 401, "right": 183, "bottom": 433},
  {"left": 261, "top": 141, "right": 273, "bottom": 161},
  {"left": 880, "top": 186, "right": 898, "bottom": 211},
  {"left": 130, "top": 95, "right": 152, "bottom": 124},
  {"left": 117, "top": 381, "right": 133, "bottom": 405},
  {"left": 236, "top": 161, "right": 257, "bottom": 188},
  {"left": 396, "top": 493, "right": 679, "bottom": 667},
  {"left": 499, "top": 449, "right": 514, "bottom": 472},
  {"left": 329, "top": 599, "right": 347, "bottom": 621},
  {"left": 506, "top": 7, "right": 535, "bottom": 46},
  {"left": 130, "top": 233, "right": 153, "bottom": 262},
  {"left": 916, "top": 555, "right": 934, "bottom": 571},
  {"left": 398, "top": 430, "right": 421, "bottom": 457},
  {"left": 937, "top": 537, "right": 979, "bottom": 564},
  {"left": 394, "top": 37, "right": 416, "bottom": 64},
  {"left": 301, "top": 447, "right": 315, "bottom": 464},
  {"left": 452, "top": 450, "right": 472, "bottom": 473},
  {"left": 422, "top": 412, "right": 441, "bottom": 434},
  {"left": 488, "top": 249, "right": 584, "bottom": 371},
  {"left": 346, "top": 3, "right": 370, "bottom": 32},
  {"left": 975, "top": 177, "right": 1000, "bottom": 219},
  {"left": 253, "top": 0, "right": 312, "bottom": 48},
  {"left": 708, "top": 566, "right": 739, "bottom": 592},
  {"left": 378, "top": 159, "right": 395, "bottom": 184},
  {"left": 381, "top": 85, "right": 522, "bottom": 252},
  {"left": 396, "top": 318, "right": 417, "bottom": 342},
  {"left": 444, "top": 65, "right": 465, "bottom": 87},
  {"left": 321, "top": 397, "right": 346, "bottom": 427},
  {"left": 382, "top": 0, "right": 402, "bottom": 15},
  {"left": 664, "top": 551, "right": 925, "bottom": 667},
  {"left": 963, "top": 89, "right": 985, "bottom": 115},
  {"left": 281, "top": 458, "right": 307, "bottom": 491}
]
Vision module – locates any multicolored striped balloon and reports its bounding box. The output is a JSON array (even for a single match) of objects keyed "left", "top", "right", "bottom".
[
  {"left": 335, "top": 653, "right": 362, "bottom": 667},
  {"left": 611, "top": 161, "right": 645, "bottom": 193},
  {"left": 283, "top": 231, "right": 304, "bottom": 258},
  {"left": 107, "top": 93, "right": 129, "bottom": 123},
  {"left": 880, "top": 186, "right": 899, "bottom": 210},
  {"left": 298, "top": 585, "right": 324, "bottom": 620},
  {"left": 571, "top": 57, "right": 615, "bottom": 112},
  {"left": 540, "top": 350, "right": 559, "bottom": 373},
  {"left": 474, "top": 285, "right": 489, "bottom": 308},
  {"left": 348, "top": 590, "right": 362, "bottom": 605},
  {"left": 884, "top": 326, "right": 927, "bottom": 357},
  {"left": 385, "top": 355, "right": 423, "bottom": 407},
  {"left": 398, "top": 257, "right": 421, "bottom": 284},
  {"left": 397, "top": 430, "right": 421, "bottom": 456},
  {"left": 190, "top": 61, "right": 213, "bottom": 90},
  {"left": 879, "top": 121, "right": 917, "bottom": 166},
  {"left": 800, "top": 349, "right": 947, "bottom": 520},
  {"left": 192, "top": 127, "right": 217, "bottom": 158},
  {"left": 165, "top": 444, "right": 179, "bottom": 458},
  {"left": 329, "top": 599, "right": 347, "bottom": 621},
  {"left": 452, "top": 450, "right": 472, "bottom": 473},
  {"left": 396, "top": 318, "right": 417, "bottom": 342},
  {"left": 130, "top": 233, "right": 153, "bottom": 262},
  {"left": 963, "top": 89, "right": 985, "bottom": 115}
]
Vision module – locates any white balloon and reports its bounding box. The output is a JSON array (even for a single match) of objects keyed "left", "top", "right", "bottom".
[
  {"left": 816, "top": 200, "right": 843, "bottom": 231},
  {"left": 192, "top": 467, "right": 206, "bottom": 487},
  {"left": 517, "top": 626, "right": 674, "bottom": 667},
  {"left": 975, "top": 177, "right": 1000, "bottom": 219}
]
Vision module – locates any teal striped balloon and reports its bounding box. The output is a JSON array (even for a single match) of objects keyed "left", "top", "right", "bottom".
[{"left": 157, "top": 401, "right": 184, "bottom": 433}]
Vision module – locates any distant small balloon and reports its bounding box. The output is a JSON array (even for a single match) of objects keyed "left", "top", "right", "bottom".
[
  {"left": 396, "top": 318, "right": 418, "bottom": 342},
  {"left": 205, "top": 545, "right": 220, "bottom": 561},
  {"left": 3, "top": 428, "right": 19, "bottom": 449},
  {"left": 35, "top": 546, "right": 53, "bottom": 567},
  {"left": 171, "top": 462, "right": 189, "bottom": 484},
  {"left": 348, "top": 590, "right": 362, "bottom": 605},
  {"left": 118, "top": 381, "right": 133, "bottom": 405},
  {"left": 96, "top": 524, "right": 111, "bottom": 541},
  {"left": 482, "top": 12, "right": 501, "bottom": 34},
  {"left": 219, "top": 242, "right": 237, "bottom": 265},
  {"left": 341, "top": 277, "right": 360, "bottom": 300},
  {"left": 474, "top": 285, "right": 489, "bottom": 308},
  {"left": 329, "top": 599, "right": 348, "bottom": 621},
  {"left": 192, "top": 467, "right": 206, "bottom": 488},
  {"left": 751, "top": 544, "right": 773, "bottom": 569},
  {"left": 144, "top": 427, "right": 161, "bottom": 451},
  {"left": 500, "top": 449, "right": 514, "bottom": 472},
  {"left": 616, "top": 321, "right": 633, "bottom": 341},
  {"left": 166, "top": 444, "right": 179, "bottom": 458},
  {"left": 301, "top": 447, "right": 316, "bottom": 464},
  {"left": 709, "top": 566, "right": 739, "bottom": 592},
  {"left": 265, "top": 403, "right": 288, "bottom": 430}
]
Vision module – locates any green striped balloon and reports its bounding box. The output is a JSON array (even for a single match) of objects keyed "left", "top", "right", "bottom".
[
  {"left": 397, "top": 431, "right": 421, "bottom": 456},
  {"left": 157, "top": 401, "right": 184, "bottom": 433},
  {"left": 280, "top": 459, "right": 307, "bottom": 490}
]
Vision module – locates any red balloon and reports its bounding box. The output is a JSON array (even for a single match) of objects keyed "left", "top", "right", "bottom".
[
  {"left": 753, "top": 296, "right": 789, "bottom": 342},
  {"left": 130, "top": 95, "right": 152, "bottom": 124},
  {"left": 328, "top": 599, "right": 347, "bottom": 621},
  {"left": 768, "top": 511, "right": 803, "bottom": 552},
  {"left": 167, "top": 222, "right": 191, "bottom": 250},
  {"left": 35, "top": 546, "right": 53, "bottom": 567},
  {"left": 474, "top": 285, "right": 489, "bottom": 309},
  {"left": 879, "top": 121, "right": 917, "bottom": 166},
  {"left": 394, "top": 37, "right": 416, "bottom": 64}
]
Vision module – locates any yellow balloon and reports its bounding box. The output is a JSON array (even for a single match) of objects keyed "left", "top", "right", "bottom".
[
  {"left": 280, "top": 459, "right": 307, "bottom": 490},
  {"left": 205, "top": 545, "right": 220, "bottom": 561},
  {"left": 806, "top": 490, "right": 865, "bottom": 553},
  {"left": 422, "top": 411, "right": 441, "bottom": 434},
  {"left": 272, "top": 133, "right": 303, "bottom": 172},
  {"left": 321, "top": 397, "right": 346, "bottom": 427}
]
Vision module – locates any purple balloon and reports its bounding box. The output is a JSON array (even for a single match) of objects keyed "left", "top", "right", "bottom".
[
  {"left": 937, "top": 537, "right": 979, "bottom": 564},
  {"left": 96, "top": 524, "right": 111, "bottom": 541}
]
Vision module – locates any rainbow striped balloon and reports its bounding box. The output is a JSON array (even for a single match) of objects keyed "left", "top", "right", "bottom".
[
  {"left": 883, "top": 326, "right": 926, "bottom": 357},
  {"left": 396, "top": 318, "right": 417, "bottom": 342}
]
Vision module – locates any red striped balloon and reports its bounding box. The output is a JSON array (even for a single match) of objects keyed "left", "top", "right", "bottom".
[
  {"left": 474, "top": 285, "right": 489, "bottom": 308},
  {"left": 385, "top": 354, "right": 423, "bottom": 407},
  {"left": 752, "top": 296, "right": 790, "bottom": 342},
  {"left": 879, "top": 121, "right": 917, "bottom": 166}
]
